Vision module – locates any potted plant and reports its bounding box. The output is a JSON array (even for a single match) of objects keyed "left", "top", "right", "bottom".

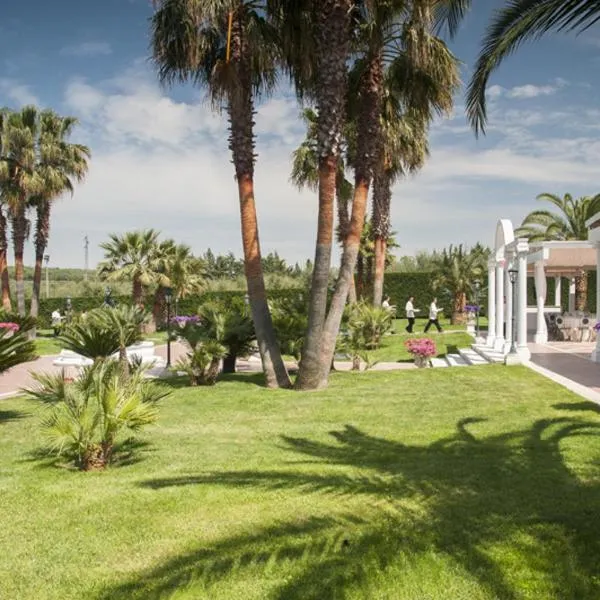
[{"left": 404, "top": 338, "right": 437, "bottom": 368}]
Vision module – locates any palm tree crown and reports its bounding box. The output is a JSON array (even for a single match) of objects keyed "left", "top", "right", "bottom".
[
  {"left": 515, "top": 193, "right": 600, "bottom": 241},
  {"left": 467, "top": 0, "right": 600, "bottom": 134}
]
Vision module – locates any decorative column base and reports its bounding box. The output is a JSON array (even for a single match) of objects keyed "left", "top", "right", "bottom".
[
  {"left": 534, "top": 332, "right": 548, "bottom": 344},
  {"left": 517, "top": 346, "right": 531, "bottom": 361},
  {"left": 504, "top": 352, "right": 522, "bottom": 366},
  {"left": 486, "top": 334, "right": 496, "bottom": 347},
  {"left": 493, "top": 337, "right": 506, "bottom": 352}
]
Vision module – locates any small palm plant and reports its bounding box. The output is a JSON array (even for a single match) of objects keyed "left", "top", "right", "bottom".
[
  {"left": 60, "top": 306, "right": 147, "bottom": 376},
  {"left": 0, "top": 317, "right": 36, "bottom": 373},
  {"left": 338, "top": 301, "right": 394, "bottom": 370},
  {"left": 26, "top": 361, "right": 168, "bottom": 470}
]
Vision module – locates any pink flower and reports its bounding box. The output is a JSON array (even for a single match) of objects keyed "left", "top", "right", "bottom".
[
  {"left": 405, "top": 337, "right": 437, "bottom": 359},
  {"left": 0, "top": 322, "right": 19, "bottom": 333}
]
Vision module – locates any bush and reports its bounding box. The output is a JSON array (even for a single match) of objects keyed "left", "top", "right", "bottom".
[
  {"left": 337, "top": 302, "right": 394, "bottom": 370},
  {"left": 26, "top": 361, "right": 168, "bottom": 470}
]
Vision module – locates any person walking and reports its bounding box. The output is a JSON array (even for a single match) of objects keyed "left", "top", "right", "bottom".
[
  {"left": 405, "top": 296, "right": 419, "bottom": 333},
  {"left": 424, "top": 297, "right": 443, "bottom": 333}
]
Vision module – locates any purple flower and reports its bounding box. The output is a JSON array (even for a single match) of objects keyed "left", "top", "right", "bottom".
[
  {"left": 465, "top": 305, "right": 480, "bottom": 313},
  {"left": 171, "top": 315, "right": 201, "bottom": 326},
  {"left": 594, "top": 322, "right": 600, "bottom": 332}
]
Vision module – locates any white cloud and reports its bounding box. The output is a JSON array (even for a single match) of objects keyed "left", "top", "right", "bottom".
[
  {"left": 60, "top": 41, "right": 112, "bottom": 57},
  {"left": 0, "top": 78, "right": 39, "bottom": 106},
  {"left": 487, "top": 78, "right": 567, "bottom": 101},
  {"left": 27, "top": 63, "right": 599, "bottom": 267}
]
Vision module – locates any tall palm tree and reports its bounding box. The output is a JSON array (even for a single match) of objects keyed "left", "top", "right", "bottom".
[
  {"left": 432, "top": 244, "right": 486, "bottom": 324},
  {"left": 0, "top": 106, "right": 41, "bottom": 315},
  {"left": 269, "top": 0, "right": 354, "bottom": 390},
  {"left": 466, "top": 0, "right": 599, "bottom": 134},
  {"left": 98, "top": 230, "right": 161, "bottom": 308},
  {"left": 290, "top": 107, "right": 355, "bottom": 299},
  {"left": 30, "top": 111, "right": 90, "bottom": 322},
  {"left": 370, "top": 29, "right": 460, "bottom": 307},
  {"left": 515, "top": 192, "right": 600, "bottom": 311},
  {"left": 151, "top": 0, "right": 291, "bottom": 389},
  {"left": 152, "top": 240, "right": 203, "bottom": 327},
  {"left": 0, "top": 109, "right": 12, "bottom": 311},
  {"left": 316, "top": 0, "right": 469, "bottom": 386}
]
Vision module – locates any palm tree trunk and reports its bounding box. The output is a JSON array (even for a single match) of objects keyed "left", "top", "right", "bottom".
[
  {"left": 151, "top": 286, "right": 165, "bottom": 330},
  {"left": 30, "top": 200, "right": 50, "bottom": 323},
  {"left": 316, "top": 44, "right": 383, "bottom": 386},
  {"left": 373, "top": 237, "right": 387, "bottom": 306},
  {"left": 575, "top": 270, "right": 587, "bottom": 311},
  {"left": 132, "top": 276, "right": 143, "bottom": 308},
  {"left": 11, "top": 203, "right": 27, "bottom": 316},
  {"left": 0, "top": 207, "right": 11, "bottom": 311},
  {"left": 372, "top": 164, "right": 391, "bottom": 306},
  {"left": 336, "top": 172, "right": 356, "bottom": 304},
  {"left": 452, "top": 292, "right": 466, "bottom": 325},
  {"left": 295, "top": 0, "right": 352, "bottom": 390},
  {"left": 356, "top": 252, "right": 364, "bottom": 300},
  {"left": 228, "top": 10, "right": 290, "bottom": 389}
]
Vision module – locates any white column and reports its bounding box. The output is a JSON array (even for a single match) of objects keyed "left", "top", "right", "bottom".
[
  {"left": 554, "top": 276, "right": 562, "bottom": 309},
  {"left": 494, "top": 263, "right": 505, "bottom": 352},
  {"left": 516, "top": 240, "right": 530, "bottom": 360},
  {"left": 534, "top": 260, "right": 548, "bottom": 344},
  {"left": 504, "top": 260, "right": 513, "bottom": 351},
  {"left": 568, "top": 278, "right": 576, "bottom": 313},
  {"left": 486, "top": 259, "right": 496, "bottom": 346},
  {"left": 592, "top": 246, "right": 600, "bottom": 362}
]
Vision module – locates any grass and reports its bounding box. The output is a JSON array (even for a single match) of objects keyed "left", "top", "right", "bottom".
[
  {"left": 1, "top": 367, "right": 600, "bottom": 599},
  {"left": 367, "top": 319, "right": 475, "bottom": 362}
]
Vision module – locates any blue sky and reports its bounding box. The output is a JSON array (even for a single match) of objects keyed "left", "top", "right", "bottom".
[{"left": 1, "top": 0, "right": 600, "bottom": 268}]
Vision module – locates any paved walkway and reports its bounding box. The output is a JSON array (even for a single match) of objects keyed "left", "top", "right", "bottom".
[{"left": 528, "top": 342, "right": 600, "bottom": 396}]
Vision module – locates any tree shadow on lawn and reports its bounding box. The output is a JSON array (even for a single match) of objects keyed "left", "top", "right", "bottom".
[
  {"left": 159, "top": 372, "right": 267, "bottom": 390},
  {"left": 0, "top": 409, "right": 27, "bottom": 423},
  {"left": 104, "top": 417, "right": 600, "bottom": 599}
]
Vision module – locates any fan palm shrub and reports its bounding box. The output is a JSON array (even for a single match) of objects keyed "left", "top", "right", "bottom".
[
  {"left": 271, "top": 292, "right": 308, "bottom": 361},
  {"left": 197, "top": 298, "right": 255, "bottom": 373},
  {"left": 0, "top": 313, "right": 36, "bottom": 373},
  {"left": 59, "top": 306, "right": 147, "bottom": 375},
  {"left": 26, "top": 361, "right": 167, "bottom": 470}
]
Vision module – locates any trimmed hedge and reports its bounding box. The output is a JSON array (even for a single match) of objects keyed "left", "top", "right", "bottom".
[{"left": 33, "top": 271, "right": 597, "bottom": 328}]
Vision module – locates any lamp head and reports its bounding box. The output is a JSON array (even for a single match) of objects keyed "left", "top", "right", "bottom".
[{"left": 508, "top": 269, "right": 518, "bottom": 284}]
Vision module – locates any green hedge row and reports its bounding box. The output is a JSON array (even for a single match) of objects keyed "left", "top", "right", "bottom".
[{"left": 32, "top": 271, "right": 597, "bottom": 328}]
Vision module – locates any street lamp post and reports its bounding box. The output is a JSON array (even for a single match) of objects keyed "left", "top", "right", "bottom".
[
  {"left": 44, "top": 255, "right": 50, "bottom": 299},
  {"left": 505, "top": 269, "right": 520, "bottom": 364},
  {"left": 165, "top": 287, "right": 172, "bottom": 368},
  {"left": 474, "top": 280, "right": 481, "bottom": 340}
]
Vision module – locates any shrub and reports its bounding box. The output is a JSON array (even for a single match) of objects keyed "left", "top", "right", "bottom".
[
  {"left": 26, "top": 361, "right": 168, "bottom": 470},
  {"left": 271, "top": 292, "right": 308, "bottom": 360},
  {"left": 0, "top": 312, "right": 37, "bottom": 373},
  {"left": 337, "top": 302, "right": 394, "bottom": 370},
  {"left": 176, "top": 340, "right": 228, "bottom": 386}
]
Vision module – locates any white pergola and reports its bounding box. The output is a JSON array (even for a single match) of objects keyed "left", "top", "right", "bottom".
[{"left": 486, "top": 218, "right": 599, "bottom": 363}]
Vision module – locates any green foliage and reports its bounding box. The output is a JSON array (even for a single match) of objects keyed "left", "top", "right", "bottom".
[
  {"left": 176, "top": 341, "right": 228, "bottom": 386},
  {"left": 27, "top": 360, "right": 166, "bottom": 469},
  {"left": 0, "top": 316, "right": 36, "bottom": 373},
  {"left": 338, "top": 302, "right": 394, "bottom": 370},
  {"left": 59, "top": 306, "right": 147, "bottom": 362},
  {"left": 271, "top": 292, "right": 308, "bottom": 360},
  {"left": 197, "top": 298, "right": 256, "bottom": 372}
]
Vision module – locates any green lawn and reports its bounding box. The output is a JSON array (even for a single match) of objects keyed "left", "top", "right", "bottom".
[
  {"left": 1, "top": 368, "right": 600, "bottom": 599},
  {"left": 368, "top": 319, "right": 475, "bottom": 362}
]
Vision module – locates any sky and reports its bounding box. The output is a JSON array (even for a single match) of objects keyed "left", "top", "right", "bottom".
[{"left": 1, "top": 1, "right": 600, "bottom": 269}]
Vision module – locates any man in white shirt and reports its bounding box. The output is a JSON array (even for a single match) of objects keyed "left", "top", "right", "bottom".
[
  {"left": 405, "top": 296, "right": 419, "bottom": 333},
  {"left": 424, "top": 297, "right": 443, "bottom": 333}
]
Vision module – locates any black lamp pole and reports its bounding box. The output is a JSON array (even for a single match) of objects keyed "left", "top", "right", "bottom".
[
  {"left": 165, "top": 288, "right": 172, "bottom": 368},
  {"left": 474, "top": 280, "right": 481, "bottom": 338},
  {"left": 508, "top": 269, "right": 518, "bottom": 354}
]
